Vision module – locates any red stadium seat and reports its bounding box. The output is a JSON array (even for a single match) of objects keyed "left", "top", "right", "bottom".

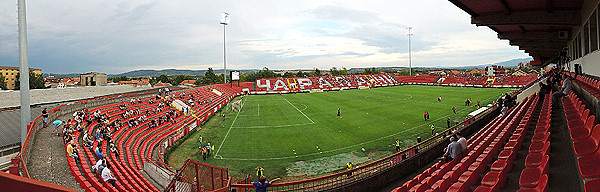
[{"left": 573, "top": 124, "right": 600, "bottom": 156}]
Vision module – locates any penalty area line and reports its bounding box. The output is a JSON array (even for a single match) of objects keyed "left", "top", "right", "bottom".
[
  {"left": 284, "top": 98, "right": 314, "bottom": 124},
  {"left": 213, "top": 96, "right": 245, "bottom": 158}
]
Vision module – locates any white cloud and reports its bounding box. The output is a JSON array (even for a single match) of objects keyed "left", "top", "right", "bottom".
[{"left": 0, "top": 0, "right": 528, "bottom": 74}]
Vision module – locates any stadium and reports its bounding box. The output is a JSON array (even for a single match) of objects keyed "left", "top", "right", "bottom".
[{"left": 1, "top": 1, "right": 600, "bottom": 192}]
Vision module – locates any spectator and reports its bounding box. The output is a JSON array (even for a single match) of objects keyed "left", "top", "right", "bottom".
[
  {"left": 53, "top": 119, "right": 63, "bottom": 136},
  {"left": 496, "top": 97, "right": 504, "bottom": 108},
  {"left": 447, "top": 118, "right": 451, "bottom": 128},
  {"left": 501, "top": 106, "right": 507, "bottom": 116},
  {"left": 456, "top": 132, "right": 467, "bottom": 152},
  {"left": 442, "top": 136, "right": 462, "bottom": 163},
  {"left": 83, "top": 132, "right": 93, "bottom": 147},
  {"left": 110, "top": 143, "right": 120, "bottom": 160},
  {"left": 552, "top": 74, "right": 571, "bottom": 109},
  {"left": 66, "top": 142, "right": 80, "bottom": 163},
  {"left": 101, "top": 164, "right": 117, "bottom": 188},
  {"left": 253, "top": 176, "right": 280, "bottom": 192},
  {"left": 92, "top": 158, "right": 104, "bottom": 173},
  {"left": 95, "top": 144, "right": 105, "bottom": 159},
  {"left": 42, "top": 108, "right": 49, "bottom": 128}
]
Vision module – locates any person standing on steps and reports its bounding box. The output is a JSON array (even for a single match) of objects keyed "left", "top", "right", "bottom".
[{"left": 42, "top": 108, "right": 49, "bottom": 128}]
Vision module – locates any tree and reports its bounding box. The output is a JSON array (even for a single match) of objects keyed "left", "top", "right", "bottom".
[
  {"left": 0, "top": 74, "right": 6, "bottom": 90},
  {"left": 363, "top": 67, "right": 379, "bottom": 74},
  {"left": 340, "top": 67, "right": 349, "bottom": 75},
  {"left": 15, "top": 70, "right": 45, "bottom": 90},
  {"left": 155, "top": 74, "right": 171, "bottom": 84},
  {"left": 296, "top": 71, "right": 307, "bottom": 77},
  {"left": 108, "top": 76, "right": 129, "bottom": 83},
  {"left": 330, "top": 67, "right": 340, "bottom": 75},
  {"left": 311, "top": 68, "right": 321, "bottom": 76},
  {"left": 200, "top": 68, "right": 220, "bottom": 84},
  {"left": 397, "top": 69, "right": 416, "bottom": 76},
  {"left": 172, "top": 75, "right": 194, "bottom": 85},
  {"left": 282, "top": 72, "right": 294, "bottom": 78}
]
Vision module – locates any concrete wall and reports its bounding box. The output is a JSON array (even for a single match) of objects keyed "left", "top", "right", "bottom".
[{"left": 570, "top": 51, "right": 600, "bottom": 77}]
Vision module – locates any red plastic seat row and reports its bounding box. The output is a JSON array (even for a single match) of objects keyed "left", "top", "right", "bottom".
[
  {"left": 517, "top": 93, "right": 553, "bottom": 190},
  {"left": 473, "top": 95, "right": 540, "bottom": 192},
  {"left": 409, "top": 96, "right": 533, "bottom": 191},
  {"left": 451, "top": 96, "right": 536, "bottom": 191}
]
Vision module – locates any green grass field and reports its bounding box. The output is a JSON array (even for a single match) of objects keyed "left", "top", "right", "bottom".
[{"left": 167, "top": 85, "right": 515, "bottom": 180}]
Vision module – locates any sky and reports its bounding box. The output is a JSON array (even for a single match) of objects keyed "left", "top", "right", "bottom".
[{"left": 0, "top": 0, "right": 530, "bottom": 74}]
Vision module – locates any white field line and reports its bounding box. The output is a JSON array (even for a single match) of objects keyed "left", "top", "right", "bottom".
[
  {"left": 213, "top": 97, "right": 245, "bottom": 158},
  {"left": 232, "top": 122, "right": 314, "bottom": 129},
  {"left": 284, "top": 98, "right": 314, "bottom": 124}
]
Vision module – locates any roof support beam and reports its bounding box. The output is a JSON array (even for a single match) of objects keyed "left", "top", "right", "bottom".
[
  {"left": 499, "top": 31, "right": 565, "bottom": 40},
  {"left": 472, "top": 10, "right": 580, "bottom": 26},
  {"left": 509, "top": 39, "right": 567, "bottom": 46},
  {"left": 498, "top": 0, "right": 512, "bottom": 14}
]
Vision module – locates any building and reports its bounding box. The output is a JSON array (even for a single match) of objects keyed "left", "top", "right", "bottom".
[
  {"left": 485, "top": 65, "right": 506, "bottom": 76},
  {"left": 180, "top": 80, "right": 196, "bottom": 86},
  {"left": 511, "top": 69, "right": 528, "bottom": 76},
  {"left": 0, "top": 66, "right": 42, "bottom": 90},
  {"left": 153, "top": 82, "right": 172, "bottom": 88},
  {"left": 467, "top": 68, "right": 485, "bottom": 76},
  {"left": 118, "top": 79, "right": 150, "bottom": 87},
  {"left": 80, "top": 72, "right": 107, "bottom": 86}
]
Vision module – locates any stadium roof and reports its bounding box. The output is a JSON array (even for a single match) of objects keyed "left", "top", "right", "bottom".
[{"left": 448, "top": 0, "right": 590, "bottom": 66}]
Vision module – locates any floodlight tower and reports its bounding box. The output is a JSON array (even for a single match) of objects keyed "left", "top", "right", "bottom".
[
  {"left": 220, "top": 12, "right": 230, "bottom": 84},
  {"left": 407, "top": 27, "right": 413, "bottom": 76},
  {"left": 18, "top": 0, "right": 31, "bottom": 146}
]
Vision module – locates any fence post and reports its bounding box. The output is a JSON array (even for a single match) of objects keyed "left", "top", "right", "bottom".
[{"left": 196, "top": 164, "right": 200, "bottom": 192}]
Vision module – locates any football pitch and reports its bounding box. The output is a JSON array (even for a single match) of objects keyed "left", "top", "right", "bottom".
[{"left": 167, "top": 85, "right": 515, "bottom": 179}]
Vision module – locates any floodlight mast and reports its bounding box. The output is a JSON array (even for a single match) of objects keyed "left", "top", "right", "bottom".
[
  {"left": 221, "top": 12, "right": 230, "bottom": 84},
  {"left": 18, "top": 0, "right": 31, "bottom": 146},
  {"left": 407, "top": 27, "right": 413, "bottom": 76}
]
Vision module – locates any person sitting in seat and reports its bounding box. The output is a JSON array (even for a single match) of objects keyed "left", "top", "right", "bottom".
[{"left": 442, "top": 136, "right": 462, "bottom": 163}]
